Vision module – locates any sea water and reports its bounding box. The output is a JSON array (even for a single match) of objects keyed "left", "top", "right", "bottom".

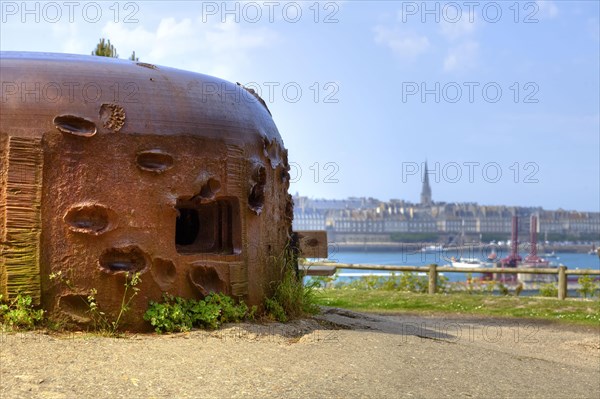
[{"left": 324, "top": 250, "right": 600, "bottom": 283}]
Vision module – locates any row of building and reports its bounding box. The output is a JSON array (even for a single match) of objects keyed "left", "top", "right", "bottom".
[{"left": 292, "top": 164, "right": 599, "bottom": 244}]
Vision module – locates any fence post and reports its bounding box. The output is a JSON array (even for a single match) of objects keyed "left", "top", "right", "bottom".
[
  {"left": 558, "top": 266, "right": 567, "bottom": 300},
  {"left": 429, "top": 264, "right": 437, "bottom": 294}
]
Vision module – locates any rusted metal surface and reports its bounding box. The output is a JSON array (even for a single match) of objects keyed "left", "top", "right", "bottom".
[
  {"left": 296, "top": 230, "right": 328, "bottom": 259},
  {"left": 0, "top": 52, "right": 293, "bottom": 329}
]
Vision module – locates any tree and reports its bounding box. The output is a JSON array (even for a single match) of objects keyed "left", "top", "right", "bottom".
[
  {"left": 91, "top": 38, "right": 140, "bottom": 61},
  {"left": 92, "top": 38, "right": 118, "bottom": 58}
]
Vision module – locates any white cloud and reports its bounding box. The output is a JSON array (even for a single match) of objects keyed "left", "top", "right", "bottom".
[
  {"left": 438, "top": 11, "right": 479, "bottom": 72},
  {"left": 439, "top": 16, "right": 477, "bottom": 41},
  {"left": 536, "top": 1, "right": 559, "bottom": 19},
  {"left": 49, "top": 23, "right": 89, "bottom": 55},
  {"left": 99, "top": 22, "right": 154, "bottom": 57},
  {"left": 443, "top": 40, "right": 479, "bottom": 72},
  {"left": 100, "top": 16, "right": 278, "bottom": 80},
  {"left": 373, "top": 25, "right": 430, "bottom": 61}
]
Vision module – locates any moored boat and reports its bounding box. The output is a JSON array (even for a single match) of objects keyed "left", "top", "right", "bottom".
[
  {"left": 421, "top": 245, "right": 444, "bottom": 252},
  {"left": 450, "top": 257, "right": 490, "bottom": 269}
]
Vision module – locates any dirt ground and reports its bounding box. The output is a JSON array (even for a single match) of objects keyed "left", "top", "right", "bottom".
[{"left": 1, "top": 309, "right": 599, "bottom": 399}]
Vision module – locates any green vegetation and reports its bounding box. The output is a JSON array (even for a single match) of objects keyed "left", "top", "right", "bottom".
[
  {"left": 534, "top": 277, "right": 599, "bottom": 299},
  {"left": 144, "top": 293, "right": 255, "bottom": 333},
  {"left": 8, "top": 252, "right": 597, "bottom": 334},
  {"left": 390, "top": 233, "right": 439, "bottom": 243},
  {"left": 24, "top": 240, "right": 320, "bottom": 334},
  {"left": 0, "top": 293, "right": 44, "bottom": 330},
  {"left": 309, "top": 271, "right": 599, "bottom": 326},
  {"left": 92, "top": 37, "right": 138, "bottom": 61},
  {"left": 310, "top": 272, "right": 503, "bottom": 295},
  {"left": 142, "top": 242, "right": 321, "bottom": 332},
  {"left": 102, "top": 272, "right": 141, "bottom": 335},
  {"left": 308, "top": 271, "right": 338, "bottom": 289},
  {"left": 49, "top": 270, "right": 141, "bottom": 336},
  {"left": 92, "top": 38, "right": 119, "bottom": 57},
  {"left": 539, "top": 283, "right": 558, "bottom": 297},
  {"left": 265, "top": 247, "right": 320, "bottom": 322},
  {"left": 311, "top": 272, "right": 448, "bottom": 294},
  {"left": 310, "top": 272, "right": 599, "bottom": 299},
  {"left": 577, "top": 275, "right": 600, "bottom": 298},
  {"left": 463, "top": 274, "right": 496, "bottom": 295},
  {"left": 314, "top": 290, "right": 600, "bottom": 326}
]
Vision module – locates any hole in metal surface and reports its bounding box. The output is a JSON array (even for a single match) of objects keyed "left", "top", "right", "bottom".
[
  {"left": 137, "top": 62, "right": 157, "bottom": 70},
  {"left": 188, "top": 266, "right": 226, "bottom": 297},
  {"left": 199, "top": 178, "right": 221, "bottom": 199},
  {"left": 99, "top": 103, "right": 126, "bottom": 132},
  {"left": 152, "top": 258, "right": 177, "bottom": 290},
  {"left": 175, "top": 198, "right": 241, "bottom": 255},
  {"left": 64, "top": 204, "right": 116, "bottom": 235},
  {"left": 99, "top": 246, "right": 148, "bottom": 273},
  {"left": 59, "top": 294, "right": 92, "bottom": 324},
  {"left": 53, "top": 115, "right": 97, "bottom": 137},
  {"left": 248, "top": 164, "right": 266, "bottom": 215},
  {"left": 136, "top": 150, "right": 174, "bottom": 173}
]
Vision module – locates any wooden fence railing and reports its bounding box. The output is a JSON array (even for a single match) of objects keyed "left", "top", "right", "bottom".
[{"left": 301, "top": 262, "right": 600, "bottom": 300}]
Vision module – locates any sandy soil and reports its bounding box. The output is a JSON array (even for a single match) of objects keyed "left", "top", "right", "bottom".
[{"left": 1, "top": 309, "right": 599, "bottom": 399}]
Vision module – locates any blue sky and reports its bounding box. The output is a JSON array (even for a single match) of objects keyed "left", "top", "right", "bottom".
[{"left": 1, "top": 1, "right": 598, "bottom": 211}]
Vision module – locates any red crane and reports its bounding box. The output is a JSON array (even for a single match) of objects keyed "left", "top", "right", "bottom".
[{"left": 501, "top": 216, "right": 522, "bottom": 267}]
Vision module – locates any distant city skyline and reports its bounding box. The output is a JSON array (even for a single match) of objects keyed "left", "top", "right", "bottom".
[
  {"left": 293, "top": 157, "right": 594, "bottom": 213},
  {"left": 1, "top": 1, "right": 598, "bottom": 211},
  {"left": 291, "top": 191, "right": 593, "bottom": 213},
  {"left": 292, "top": 193, "right": 599, "bottom": 244}
]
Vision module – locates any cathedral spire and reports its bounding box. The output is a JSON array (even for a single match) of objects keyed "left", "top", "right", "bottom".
[{"left": 420, "top": 161, "right": 432, "bottom": 206}]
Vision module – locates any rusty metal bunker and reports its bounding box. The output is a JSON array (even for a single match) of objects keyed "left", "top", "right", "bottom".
[{"left": 0, "top": 52, "right": 294, "bottom": 329}]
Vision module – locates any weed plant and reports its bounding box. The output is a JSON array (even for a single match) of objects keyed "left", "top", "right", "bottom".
[
  {"left": 144, "top": 293, "right": 255, "bottom": 333},
  {"left": 0, "top": 293, "right": 44, "bottom": 330},
  {"left": 264, "top": 246, "right": 320, "bottom": 322}
]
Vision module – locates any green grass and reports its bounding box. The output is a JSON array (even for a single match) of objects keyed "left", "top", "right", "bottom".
[
  {"left": 314, "top": 289, "right": 600, "bottom": 326},
  {"left": 265, "top": 247, "right": 320, "bottom": 322}
]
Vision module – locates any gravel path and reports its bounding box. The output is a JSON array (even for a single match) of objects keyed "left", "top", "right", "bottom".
[{"left": 1, "top": 309, "right": 599, "bottom": 399}]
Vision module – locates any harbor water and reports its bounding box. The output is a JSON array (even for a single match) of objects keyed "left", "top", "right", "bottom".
[{"left": 323, "top": 250, "right": 600, "bottom": 285}]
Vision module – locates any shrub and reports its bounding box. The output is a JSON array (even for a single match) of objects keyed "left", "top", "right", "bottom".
[
  {"left": 144, "top": 293, "right": 254, "bottom": 333},
  {"left": 577, "top": 275, "right": 599, "bottom": 299},
  {"left": 539, "top": 283, "right": 558, "bottom": 297},
  {"left": 336, "top": 272, "right": 440, "bottom": 294},
  {"left": 308, "top": 272, "right": 338, "bottom": 289},
  {"left": 497, "top": 283, "right": 509, "bottom": 296},
  {"left": 264, "top": 297, "right": 287, "bottom": 322},
  {"left": 0, "top": 293, "right": 44, "bottom": 330}
]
